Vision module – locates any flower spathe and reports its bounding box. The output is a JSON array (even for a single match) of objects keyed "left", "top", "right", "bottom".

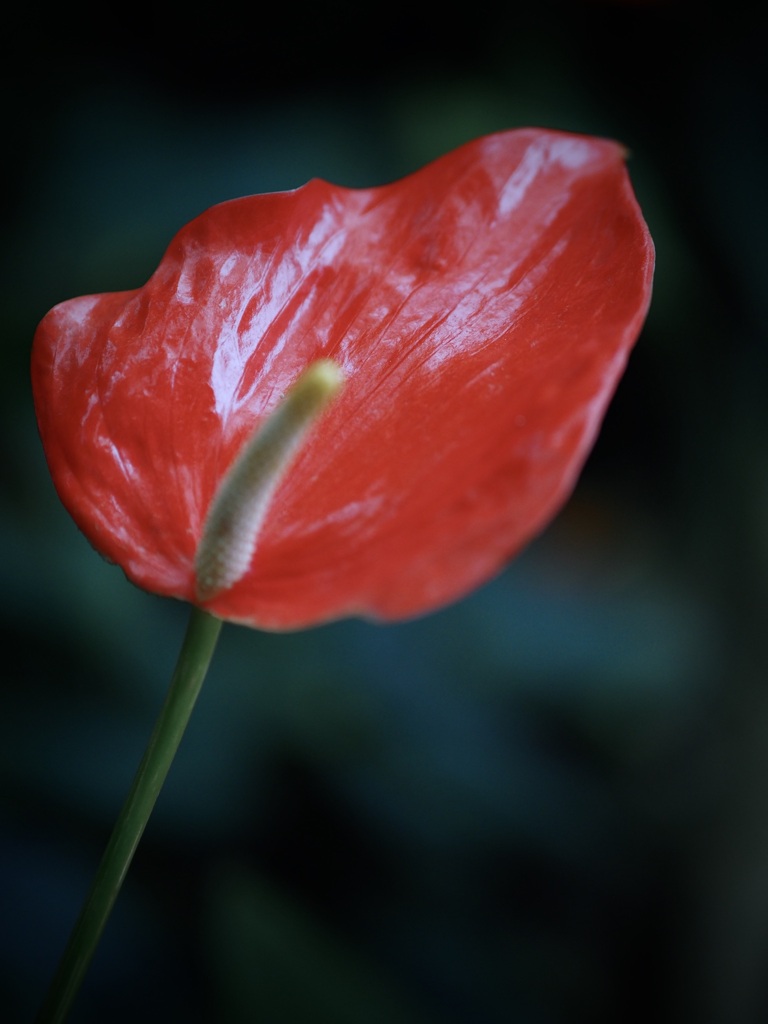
[{"left": 32, "top": 128, "right": 654, "bottom": 630}]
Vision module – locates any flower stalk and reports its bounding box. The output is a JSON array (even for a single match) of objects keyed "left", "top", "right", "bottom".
[{"left": 35, "top": 607, "right": 223, "bottom": 1024}]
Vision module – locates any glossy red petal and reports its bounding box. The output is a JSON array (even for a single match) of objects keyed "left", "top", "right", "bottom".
[{"left": 32, "top": 128, "right": 654, "bottom": 629}]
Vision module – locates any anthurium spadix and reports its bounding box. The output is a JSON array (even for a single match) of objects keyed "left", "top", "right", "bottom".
[{"left": 32, "top": 128, "right": 654, "bottom": 630}]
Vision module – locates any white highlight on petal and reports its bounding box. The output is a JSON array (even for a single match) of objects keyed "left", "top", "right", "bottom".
[
  {"left": 176, "top": 250, "right": 201, "bottom": 305},
  {"left": 194, "top": 359, "right": 344, "bottom": 602},
  {"left": 63, "top": 294, "right": 102, "bottom": 327},
  {"left": 497, "top": 135, "right": 593, "bottom": 217},
  {"left": 208, "top": 200, "right": 356, "bottom": 424}
]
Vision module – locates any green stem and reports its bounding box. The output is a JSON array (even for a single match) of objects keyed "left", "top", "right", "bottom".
[{"left": 36, "top": 606, "right": 224, "bottom": 1024}]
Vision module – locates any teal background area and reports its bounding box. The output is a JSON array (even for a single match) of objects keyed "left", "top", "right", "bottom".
[{"left": 2, "top": 4, "right": 767, "bottom": 1022}]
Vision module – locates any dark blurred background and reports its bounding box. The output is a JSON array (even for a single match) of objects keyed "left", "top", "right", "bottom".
[{"left": 2, "top": 2, "right": 767, "bottom": 1021}]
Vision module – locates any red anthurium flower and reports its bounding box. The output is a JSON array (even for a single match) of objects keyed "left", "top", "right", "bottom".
[{"left": 32, "top": 128, "right": 654, "bottom": 630}]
